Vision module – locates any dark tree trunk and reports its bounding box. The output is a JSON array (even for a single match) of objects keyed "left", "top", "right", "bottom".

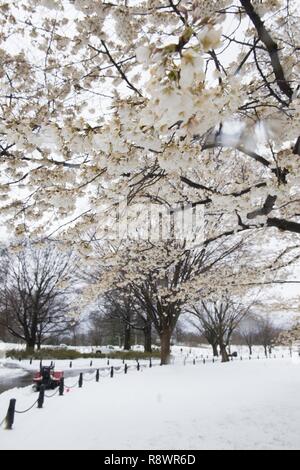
[
  {"left": 249, "top": 345, "right": 253, "bottom": 356},
  {"left": 220, "top": 344, "right": 229, "bottom": 363},
  {"left": 160, "top": 328, "right": 172, "bottom": 365},
  {"left": 124, "top": 325, "right": 131, "bottom": 351},
  {"left": 26, "top": 339, "right": 36, "bottom": 354},
  {"left": 264, "top": 345, "right": 268, "bottom": 357},
  {"left": 144, "top": 323, "right": 152, "bottom": 353},
  {"left": 212, "top": 343, "right": 219, "bottom": 357}
]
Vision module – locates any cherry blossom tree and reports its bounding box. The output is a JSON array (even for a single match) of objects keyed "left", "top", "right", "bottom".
[
  {"left": 83, "top": 232, "right": 297, "bottom": 363},
  {"left": 83, "top": 236, "right": 249, "bottom": 363},
  {"left": 277, "top": 323, "right": 300, "bottom": 354},
  {"left": 0, "top": 0, "right": 299, "bottom": 356},
  {"left": 0, "top": 0, "right": 299, "bottom": 243}
]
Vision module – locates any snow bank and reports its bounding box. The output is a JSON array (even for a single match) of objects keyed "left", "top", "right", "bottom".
[{"left": 1, "top": 359, "right": 300, "bottom": 450}]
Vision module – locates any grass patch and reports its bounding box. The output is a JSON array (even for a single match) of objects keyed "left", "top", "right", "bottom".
[
  {"left": 6, "top": 348, "right": 161, "bottom": 361},
  {"left": 6, "top": 348, "right": 82, "bottom": 360}
]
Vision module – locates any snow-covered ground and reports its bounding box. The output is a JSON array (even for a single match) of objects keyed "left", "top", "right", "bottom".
[
  {"left": 0, "top": 365, "right": 27, "bottom": 379},
  {"left": 0, "top": 343, "right": 294, "bottom": 382},
  {"left": 1, "top": 356, "right": 300, "bottom": 450}
]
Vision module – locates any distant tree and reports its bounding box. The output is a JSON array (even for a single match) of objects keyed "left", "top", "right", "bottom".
[
  {"left": 88, "top": 311, "right": 105, "bottom": 348},
  {"left": 190, "top": 297, "right": 251, "bottom": 362},
  {"left": 256, "top": 316, "right": 280, "bottom": 356},
  {"left": 241, "top": 329, "right": 256, "bottom": 356},
  {"left": 0, "top": 244, "right": 76, "bottom": 353},
  {"left": 174, "top": 321, "right": 185, "bottom": 346},
  {"left": 90, "top": 290, "right": 153, "bottom": 353},
  {"left": 239, "top": 316, "right": 261, "bottom": 356},
  {"left": 276, "top": 324, "right": 300, "bottom": 356},
  {"left": 189, "top": 315, "right": 219, "bottom": 357}
]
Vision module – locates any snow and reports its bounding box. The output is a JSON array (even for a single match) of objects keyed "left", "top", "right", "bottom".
[
  {"left": 0, "top": 365, "right": 27, "bottom": 379},
  {"left": 1, "top": 357, "right": 300, "bottom": 450},
  {"left": 2, "top": 356, "right": 158, "bottom": 374}
]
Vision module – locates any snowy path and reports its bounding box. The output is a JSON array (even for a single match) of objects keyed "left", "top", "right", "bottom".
[
  {"left": 0, "top": 366, "right": 27, "bottom": 379},
  {"left": 0, "top": 359, "right": 300, "bottom": 450}
]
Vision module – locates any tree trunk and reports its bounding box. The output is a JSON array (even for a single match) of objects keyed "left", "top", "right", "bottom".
[
  {"left": 160, "top": 328, "right": 172, "bottom": 365},
  {"left": 212, "top": 343, "right": 219, "bottom": 357},
  {"left": 124, "top": 325, "right": 131, "bottom": 351},
  {"left": 144, "top": 323, "right": 152, "bottom": 353},
  {"left": 220, "top": 344, "right": 229, "bottom": 363},
  {"left": 26, "top": 339, "right": 35, "bottom": 354},
  {"left": 249, "top": 345, "right": 253, "bottom": 356}
]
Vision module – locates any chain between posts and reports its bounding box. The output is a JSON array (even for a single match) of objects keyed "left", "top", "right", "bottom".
[
  {"left": 45, "top": 389, "right": 60, "bottom": 399},
  {"left": 15, "top": 399, "right": 39, "bottom": 414}
]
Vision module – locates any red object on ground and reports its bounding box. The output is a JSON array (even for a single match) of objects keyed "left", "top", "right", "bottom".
[{"left": 33, "top": 367, "right": 64, "bottom": 391}]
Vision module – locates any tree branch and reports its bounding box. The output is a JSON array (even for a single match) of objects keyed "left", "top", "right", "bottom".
[
  {"left": 267, "top": 217, "right": 300, "bottom": 234},
  {"left": 240, "top": 0, "right": 293, "bottom": 100}
]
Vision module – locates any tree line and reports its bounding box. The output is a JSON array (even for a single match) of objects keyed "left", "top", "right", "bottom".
[{"left": 0, "top": 243, "right": 286, "bottom": 362}]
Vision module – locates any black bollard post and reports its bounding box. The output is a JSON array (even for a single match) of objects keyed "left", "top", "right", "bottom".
[
  {"left": 19, "top": 357, "right": 22, "bottom": 363},
  {"left": 193, "top": 359, "right": 196, "bottom": 365},
  {"left": 123, "top": 359, "right": 125, "bottom": 365},
  {"left": 40, "top": 360, "right": 43, "bottom": 370},
  {"left": 203, "top": 359, "right": 206, "bottom": 365},
  {"left": 110, "top": 367, "right": 114, "bottom": 378},
  {"left": 38, "top": 385, "right": 45, "bottom": 409},
  {"left": 79, "top": 373, "right": 83, "bottom": 388},
  {"left": 5, "top": 399, "right": 16, "bottom": 430},
  {"left": 59, "top": 378, "right": 64, "bottom": 396},
  {"left": 70, "top": 361, "right": 73, "bottom": 369},
  {"left": 30, "top": 358, "right": 33, "bottom": 365},
  {"left": 90, "top": 360, "right": 93, "bottom": 367},
  {"left": 149, "top": 359, "right": 152, "bottom": 368},
  {"left": 137, "top": 362, "right": 140, "bottom": 371},
  {"left": 96, "top": 369, "right": 100, "bottom": 383},
  {"left": 107, "top": 359, "right": 110, "bottom": 366},
  {"left": 124, "top": 364, "right": 128, "bottom": 374},
  {"left": 213, "top": 358, "right": 215, "bottom": 363}
]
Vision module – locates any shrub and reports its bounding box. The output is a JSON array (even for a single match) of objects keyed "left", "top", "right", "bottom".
[
  {"left": 6, "top": 348, "right": 82, "bottom": 360},
  {"left": 6, "top": 348, "right": 161, "bottom": 361}
]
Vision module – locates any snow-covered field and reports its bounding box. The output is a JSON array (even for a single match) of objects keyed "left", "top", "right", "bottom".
[{"left": 1, "top": 356, "right": 300, "bottom": 450}]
